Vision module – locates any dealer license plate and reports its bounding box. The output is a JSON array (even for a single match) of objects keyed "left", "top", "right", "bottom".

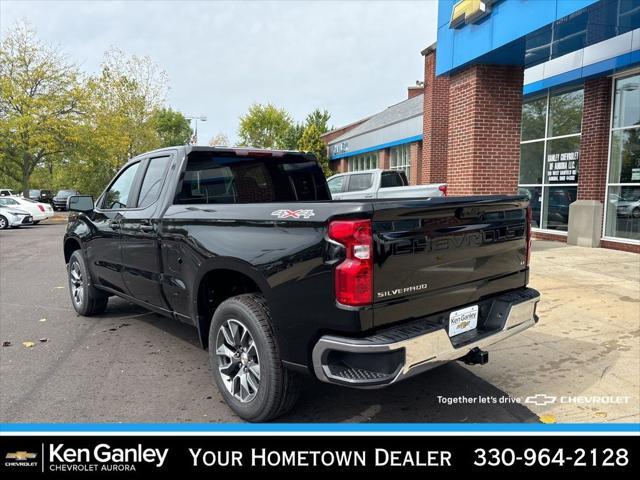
[{"left": 448, "top": 305, "right": 478, "bottom": 337}]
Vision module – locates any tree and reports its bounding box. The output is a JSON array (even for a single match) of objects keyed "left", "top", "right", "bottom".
[
  {"left": 305, "top": 108, "right": 331, "bottom": 134},
  {"left": 151, "top": 108, "right": 192, "bottom": 147},
  {"left": 70, "top": 48, "right": 169, "bottom": 196},
  {"left": 208, "top": 132, "right": 230, "bottom": 147},
  {"left": 281, "top": 122, "right": 304, "bottom": 150},
  {"left": 0, "top": 22, "right": 85, "bottom": 196},
  {"left": 237, "top": 103, "right": 293, "bottom": 149},
  {"left": 298, "top": 123, "right": 331, "bottom": 176}
]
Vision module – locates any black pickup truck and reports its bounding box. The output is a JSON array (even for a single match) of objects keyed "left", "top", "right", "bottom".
[{"left": 63, "top": 146, "right": 540, "bottom": 421}]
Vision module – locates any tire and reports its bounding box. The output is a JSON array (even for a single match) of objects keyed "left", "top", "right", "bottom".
[
  {"left": 68, "top": 250, "right": 108, "bottom": 316},
  {"left": 208, "top": 294, "right": 301, "bottom": 422},
  {"left": 0, "top": 215, "right": 8, "bottom": 230},
  {"left": 632, "top": 207, "right": 640, "bottom": 219}
]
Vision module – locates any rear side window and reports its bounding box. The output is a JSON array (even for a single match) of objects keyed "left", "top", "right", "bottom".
[
  {"left": 137, "top": 156, "right": 170, "bottom": 208},
  {"left": 381, "top": 171, "right": 405, "bottom": 188},
  {"left": 174, "top": 152, "right": 330, "bottom": 204},
  {"left": 347, "top": 173, "right": 373, "bottom": 192}
]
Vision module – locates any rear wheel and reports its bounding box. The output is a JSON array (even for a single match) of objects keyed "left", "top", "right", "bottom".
[
  {"left": 208, "top": 294, "right": 301, "bottom": 422},
  {"left": 68, "top": 250, "right": 108, "bottom": 316},
  {"left": 632, "top": 207, "right": 640, "bottom": 219},
  {"left": 0, "top": 216, "right": 7, "bottom": 230}
]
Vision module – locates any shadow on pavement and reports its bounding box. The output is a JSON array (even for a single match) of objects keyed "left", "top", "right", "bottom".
[{"left": 108, "top": 298, "right": 540, "bottom": 424}]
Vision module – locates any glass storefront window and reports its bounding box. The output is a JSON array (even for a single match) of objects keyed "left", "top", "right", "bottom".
[
  {"left": 348, "top": 152, "right": 378, "bottom": 172},
  {"left": 609, "top": 128, "right": 640, "bottom": 184},
  {"left": 547, "top": 88, "right": 583, "bottom": 138},
  {"left": 542, "top": 186, "right": 577, "bottom": 231},
  {"left": 519, "top": 141, "right": 544, "bottom": 184},
  {"left": 519, "top": 87, "right": 582, "bottom": 233},
  {"left": 521, "top": 96, "right": 547, "bottom": 141},
  {"left": 612, "top": 75, "right": 640, "bottom": 129},
  {"left": 605, "top": 186, "right": 640, "bottom": 240},
  {"left": 390, "top": 144, "right": 411, "bottom": 179},
  {"left": 605, "top": 72, "right": 640, "bottom": 242}
]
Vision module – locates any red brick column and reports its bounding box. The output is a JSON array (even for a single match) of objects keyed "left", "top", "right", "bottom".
[
  {"left": 577, "top": 77, "right": 612, "bottom": 202},
  {"left": 446, "top": 64, "right": 523, "bottom": 195},
  {"left": 421, "top": 47, "right": 450, "bottom": 184},
  {"left": 336, "top": 158, "right": 348, "bottom": 173},
  {"left": 410, "top": 142, "right": 421, "bottom": 185},
  {"left": 378, "top": 149, "right": 390, "bottom": 169}
]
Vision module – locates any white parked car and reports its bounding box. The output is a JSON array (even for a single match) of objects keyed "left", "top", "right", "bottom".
[
  {"left": 327, "top": 169, "right": 447, "bottom": 200},
  {"left": 0, "top": 205, "right": 33, "bottom": 229},
  {"left": 0, "top": 196, "right": 53, "bottom": 224}
]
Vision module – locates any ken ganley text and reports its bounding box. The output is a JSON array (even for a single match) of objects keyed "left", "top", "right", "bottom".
[{"left": 190, "top": 448, "right": 452, "bottom": 468}]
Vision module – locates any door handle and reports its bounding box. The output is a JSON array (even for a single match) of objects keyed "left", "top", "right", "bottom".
[
  {"left": 109, "top": 221, "right": 120, "bottom": 230},
  {"left": 139, "top": 224, "right": 154, "bottom": 233}
]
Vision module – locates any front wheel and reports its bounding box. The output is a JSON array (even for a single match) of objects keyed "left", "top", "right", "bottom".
[
  {"left": 68, "top": 250, "right": 108, "bottom": 316},
  {"left": 208, "top": 294, "right": 301, "bottom": 422}
]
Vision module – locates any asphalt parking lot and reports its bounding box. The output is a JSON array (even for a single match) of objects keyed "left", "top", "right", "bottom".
[{"left": 1, "top": 219, "right": 638, "bottom": 423}]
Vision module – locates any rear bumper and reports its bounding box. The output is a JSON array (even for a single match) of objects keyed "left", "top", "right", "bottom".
[{"left": 312, "top": 287, "right": 540, "bottom": 387}]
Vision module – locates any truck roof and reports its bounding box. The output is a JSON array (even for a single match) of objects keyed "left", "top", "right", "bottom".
[{"left": 126, "top": 145, "right": 315, "bottom": 165}]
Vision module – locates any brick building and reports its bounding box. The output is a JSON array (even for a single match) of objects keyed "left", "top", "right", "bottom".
[{"left": 325, "top": 0, "right": 640, "bottom": 252}]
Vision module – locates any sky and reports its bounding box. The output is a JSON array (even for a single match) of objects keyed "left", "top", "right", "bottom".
[{"left": 0, "top": 0, "right": 438, "bottom": 145}]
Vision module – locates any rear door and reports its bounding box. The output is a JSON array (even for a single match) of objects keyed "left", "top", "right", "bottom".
[
  {"left": 340, "top": 172, "right": 376, "bottom": 199},
  {"left": 371, "top": 196, "right": 529, "bottom": 327},
  {"left": 119, "top": 153, "right": 174, "bottom": 308}
]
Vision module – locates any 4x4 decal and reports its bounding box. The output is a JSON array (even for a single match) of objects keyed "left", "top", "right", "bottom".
[{"left": 270, "top": 209, "right": 315, "bottom": 219}]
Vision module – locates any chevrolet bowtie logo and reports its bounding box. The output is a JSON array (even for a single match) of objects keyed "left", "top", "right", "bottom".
[
  {"left": 525, "top": 393, "right": 557, "bottom": 406},
  {"left": 6, "top": 451, "right": 37, "bottom": 460},
  {"left": 450, "top": 0, "right": 496, "bottom": 28}
]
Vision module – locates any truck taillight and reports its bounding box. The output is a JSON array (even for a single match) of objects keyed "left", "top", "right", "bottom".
[
  {"left": 526, "top": 205, "right": 532, "bottom": 266},
  {"left": 438, "top": 184, "right": 447, "bottom": 196},
  {"left": 328, "top": 219, "right": 373, "bottom": 306}
]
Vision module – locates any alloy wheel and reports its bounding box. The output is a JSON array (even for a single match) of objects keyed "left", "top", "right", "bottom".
[
  {"left": 216, "top": 319, "right": 261, "bottom": 403},
  {"left": 69, "top": 261, "right": 84, "bottom": 306}
]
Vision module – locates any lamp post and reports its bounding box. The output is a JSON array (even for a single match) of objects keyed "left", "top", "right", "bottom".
[{"left": 186, "top": 115, "right": 207, "bottom": 145}]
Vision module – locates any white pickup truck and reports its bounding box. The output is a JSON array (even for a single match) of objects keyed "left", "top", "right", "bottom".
[{"left": 327, "top": 169, "right": 447, "bottom": 200}]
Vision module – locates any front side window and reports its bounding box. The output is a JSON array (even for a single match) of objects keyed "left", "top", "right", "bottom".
[
  {"left": 101, "top": 162, "right": 140, "bottom": 209},
  {"left": 605, "top": 72, "right": 640, "bottom": 241},
  {"left": 137, "top": 156, "right": 169, "bottom": 208},
  {"left": 518, "top": 86, "right": 583, "bottom": 230},
  {"left": 327, "top": 176, "right": 345, "bottom": 194}
]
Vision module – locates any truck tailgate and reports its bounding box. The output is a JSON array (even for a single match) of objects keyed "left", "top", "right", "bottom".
[{"left": 372, "top": 195, "right": 529, "bottom": 327}]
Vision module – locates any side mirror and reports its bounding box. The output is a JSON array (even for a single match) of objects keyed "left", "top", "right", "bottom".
[{"left": 67, "top": 195, "right": 94, "bottom": 212}]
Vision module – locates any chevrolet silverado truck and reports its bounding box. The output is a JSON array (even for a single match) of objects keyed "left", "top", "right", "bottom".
[
  {"left": 327, "top": 168, "right": 447, "bottom": 200},
  {"left": 63, "top": 146, "right": 540, "bottom": 421}
]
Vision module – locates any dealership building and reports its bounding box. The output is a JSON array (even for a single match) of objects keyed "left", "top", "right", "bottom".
[{"left": 324, "top": 0, "right": 640, "bottom": 252}]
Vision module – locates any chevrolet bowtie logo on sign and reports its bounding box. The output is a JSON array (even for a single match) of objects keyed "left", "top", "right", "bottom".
[
  {"left": 6, "top": 451, "right": 37, "bottom": 460},
  {"left": 450, "top": 0, "right": 496, "bottom": 28}
]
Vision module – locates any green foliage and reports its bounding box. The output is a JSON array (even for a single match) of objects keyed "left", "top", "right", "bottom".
[
  {"left": 151, "top": 107, "right": 192, "bottom": 147},
  {"left": 281, "top": 122, "right": 305, "bottom": 150},
  {"left": 305, "top": 108, "right": 331, "bottom": 134},
  {"left": 298, "top": 123, "right": 331, "bottom": 176},
  {"left": 237, "top": 103, "right": 293, "bottom": 149},
  {"left": 0, "top": 23, "right": 85, "bottom": 196}
]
